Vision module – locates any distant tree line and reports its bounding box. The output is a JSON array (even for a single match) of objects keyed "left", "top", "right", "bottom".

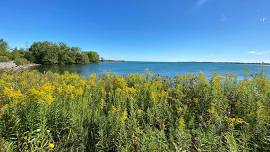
[{"left": 0, "top": 38, "right": 100, "bottom": 65}]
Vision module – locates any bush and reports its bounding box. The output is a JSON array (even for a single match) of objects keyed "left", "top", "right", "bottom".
[
  {"left": 0, "top": 56, "right": 10, "bottom": 62},
  {"left": 14, "top": 58, "right": 30, "bottom": 65}
]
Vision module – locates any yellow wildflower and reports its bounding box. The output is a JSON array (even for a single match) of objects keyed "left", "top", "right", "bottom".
[
  {"left": 176, "top": 107, "right": 183, "bottom": 114},
  {"left": 198, "top": 73, "right": 208, "bottom": 86},
  {"left": 87, "top": 74, "right": 97, "bottom": 88},
  {"left": 42, "top": 83, "right": 54, "bottom": 93},
  {"left": 111, "top": 106, "right": 117, "bottom": 113},
  {"left": 3, "top": 87, "right": 23, "bottom": 100},
  {"left": 48, "top": 143, "right": 55, "bottom": 149},
  {"left": 150, "top": 91, "right": 158, "bottom": 103},
  {"left": 21, "top": 80, "right": 28, "bottom": 86},
  {"left": 178, "top": 116, "right": 186, "bottom": 129},
  {"left": 0, "top": 104, "right": 9, "bottom": 117},
  {"left": 99, "top": 98, "right": 105, "bottom": 109},
  {"left": 56, "top": 87, "right": 64, "bottom": 96},
  {"left": 66, "top": 85, "right": 75, "bottom": 94},
  {"left": 114, "top": 76, "right": 127, "bottom": 89},
  {"left": 160, "top": 90, "right": 168, "bottom": 99},
  {"left": 28, "top": 83, "right": 54, "bottom": 104},
  {"left": 120, "top": 109, "right": 128, "bottom": 123},
  {"left": 212, "top": 75, "right": 224, "bottom": 95},
  {"left": 75, "top": 87, "right": 84, "bottom": 96},
  {"left": 122, "top": 86, "right": 137, "bottom": 95},
  {"left": 225, "top": 117, "right": 247, "bottom": 126}
]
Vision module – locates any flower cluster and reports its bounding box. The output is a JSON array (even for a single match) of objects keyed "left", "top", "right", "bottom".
[{"left": 0, "top": 71, "right": 269, "bottom": 151}]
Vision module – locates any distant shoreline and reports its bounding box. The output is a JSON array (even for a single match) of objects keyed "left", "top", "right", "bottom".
[
  {"left": 101, "top": 59, "right": 126, "bottom": 62},
  {"left": 190, "top": 61, "right": 269, "bottom": 65},
  {"left": 120, "top": 61, "right": 270, "bottom": 65}
]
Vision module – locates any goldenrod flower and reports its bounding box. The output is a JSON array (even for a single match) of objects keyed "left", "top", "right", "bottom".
[
  {"left": 114, "top": 76, "right": 127, "bottom": 89},
  {"left": 28, "top": 83, "right": 54, "bottom": 104},
  {"left": 66, "top": 85, "right": 75, "bottom": 94},
  {"left": 111, "top": 106, "right": 117, "bottom": 113},
  {"left": 48, "top": 143, "right": 55, "bottom": 149},
  {"left": 225, "top": 117, "right": 247, "bottom": 126},
  {"left": 120, "top": 109, "right": 128, "bottom": 123},
  {"left": 178, "top": 116, "right": 185, "bottom": 129},
  {"left": 3, "top": 87, "right": 23, "bottom": 100},
  {"left": 75, "top": 87, "right": 84, "bottom": 96}
]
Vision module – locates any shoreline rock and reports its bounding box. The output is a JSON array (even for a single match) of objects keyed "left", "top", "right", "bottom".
[{"left": 0, "top": 61, "right": 40, "bottom": 71}]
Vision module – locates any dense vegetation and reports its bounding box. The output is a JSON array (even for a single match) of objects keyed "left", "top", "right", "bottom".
[
  {"left": 29, "top": 42, "right": 100, "bottom": 64},
  {"left": 0, "top": 71, "right": 269, "bottom": 151},
  {"left": 0, "top": 39, "right": 100, "bottom": 65}
]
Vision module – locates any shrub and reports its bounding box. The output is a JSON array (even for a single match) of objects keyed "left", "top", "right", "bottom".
[
  {"left": 14, "top": 58, "right": 30, "bottom": 65},
  {"left": 0, "top": 56, "right": 10, "bottom": 62}
]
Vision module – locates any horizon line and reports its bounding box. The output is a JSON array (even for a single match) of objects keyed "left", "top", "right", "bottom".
[{"left": 105, "top": 60, "right": 270, "bottom": 65}]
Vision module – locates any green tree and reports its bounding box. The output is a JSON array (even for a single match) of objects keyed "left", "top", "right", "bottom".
[
  {"left": 9, "top": 48, "right": 31, "bottom": 65},
  {"left": 0, "top": 39, "right": 9, "bottom": 56},
  {"left": 9, "top": 48, "right": 26, "bottom": 60},
  {"left": 29, "top": 41, "right": 59, "bottom": 64},
  {"left": 57, "top": 43, "right": 76, "bottom": 64},
  {"left": 29, "top": 41, "right": 53, "bottom": 64},
  {"left": 76, "top": 53, "right": 89, "bottom": 64},
  {"left": 86, "top": 51, "right": 100, "bottom": 63},
  {"left": 27, "top": 41, "right": 101, "bottom": 65},
  {"left": 42, "top": 46, "right": 59, "bottom": 64}
]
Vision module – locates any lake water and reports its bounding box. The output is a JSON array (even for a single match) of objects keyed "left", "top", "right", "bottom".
[{"left": 35, "top": 61, "right": 270, "bottom": 79}]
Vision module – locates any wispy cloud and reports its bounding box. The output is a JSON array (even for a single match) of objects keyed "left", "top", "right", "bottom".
[
  {"left": 248, "top": 50, "right": 270, "bottom": 55},
  {"left": 195, "top": 0, "right": 208, "bottom": 7},
  {"left": 259, "top": 17, "right": 270, "bottom": 24},
  {"left": 248, "top": 51, "right": 257, "bottom": 54},
  {"left": 260, "top": 17, "right": 267, "bottom": 23}
]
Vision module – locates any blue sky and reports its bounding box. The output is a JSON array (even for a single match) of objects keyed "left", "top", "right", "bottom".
[{"left": 0, "top": 0, "right": 270, "bottom": 62}]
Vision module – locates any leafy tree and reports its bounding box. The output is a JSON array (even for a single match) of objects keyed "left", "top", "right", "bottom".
[
  {"left": 8, "top": 48, "right": 31, "bottom": 65},
  {"left": 0, "top": 39, "right": 9, "bottom": 56},
  {"left": 86, "top": 51, "right": 100, "bottom": 63},
  {"left": 0, "top": 39, "right": 101, "bottom": 65},
  {"left": 57, "top": 43, "right": 76, "bottom": 64},
  {"left": 9, "top": 48, "right": 26, "bottom": 60},
  {"left": 24, "top": 51, "right": 35, "bottom": 63},
  {"left": 100, "top": 57, "right": 104, "bottom": 62},
  {"left": 42, "top": 47, "right": 59, "bottom": 64},
  {"left": 29, "top": 41, "right": 53, "bottom": 64},
  {"left": 28, "top": 41, "right": 100, "bottom": 65},
  {"left": 76, "top": 53, "right": 89, "bottom": 64}
]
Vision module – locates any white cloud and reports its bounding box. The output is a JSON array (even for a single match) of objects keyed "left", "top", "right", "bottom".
[
  {"left": 248, "top": 51, "right": 257, "bottom": 54},
  {"left": 195, "top": 0, "right": 208, "bottom": 7},
  {"left": 260, "top": 17, "right": 267, "bottom": 23},
  {"left": 248, "top": 50, "right": 270, "bottom": 55}
]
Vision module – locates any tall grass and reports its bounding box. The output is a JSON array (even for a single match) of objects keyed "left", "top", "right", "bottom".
[{"left": 0, "top": 71, "right": 269, "bottom": 151}]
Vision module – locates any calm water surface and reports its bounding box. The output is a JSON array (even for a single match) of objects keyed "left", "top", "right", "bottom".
[{"left": 35, "top": 62, "right": 270, "bottom": 79}]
